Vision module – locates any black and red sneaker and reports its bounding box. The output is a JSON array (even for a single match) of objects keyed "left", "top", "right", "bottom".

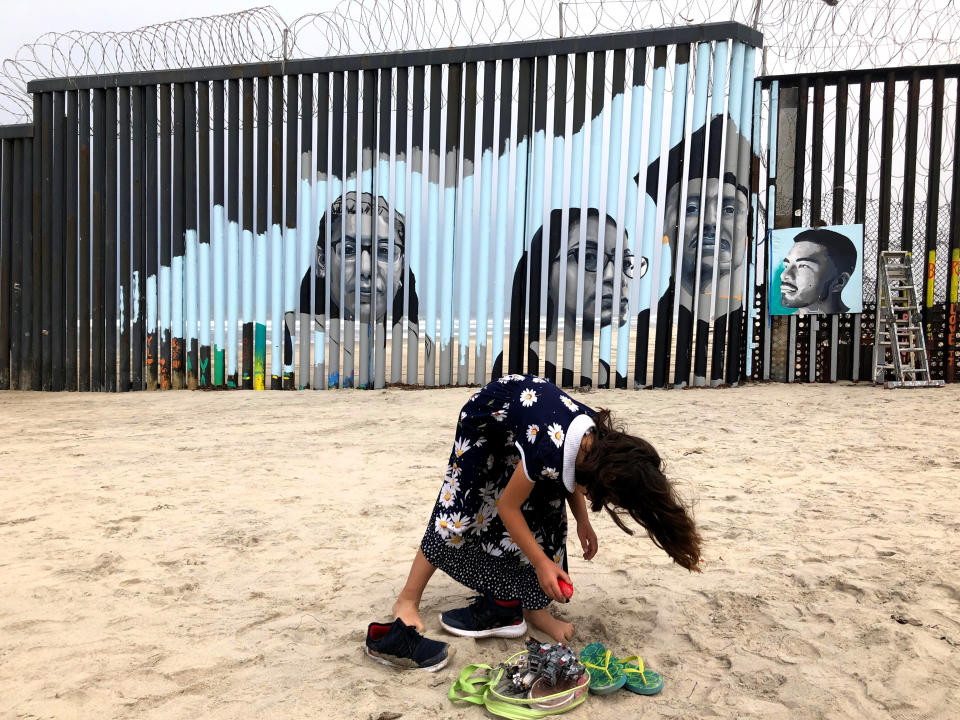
[
  {"left": 439, "top": 593, "right": 527, "bottom": 638},
  {"left": 364, "top": 619, "right": 451, "bottom": 671}
]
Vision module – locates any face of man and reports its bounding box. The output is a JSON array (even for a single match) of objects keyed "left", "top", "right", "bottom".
[
  {"left": 326, "top": 209, "right": 403, "bottom": 323},
  {"left": 549, "top": 215, "right": 635, "bottom": 327},
  {"left": 779, "top": 239, "right": 845, "bottom": 309},
  {"left": 665, "top": 177, "right": 749, "bottom": 300}
]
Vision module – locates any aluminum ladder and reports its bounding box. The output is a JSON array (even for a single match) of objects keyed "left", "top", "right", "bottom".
[{"left": 872, "top": 251, "right": 944, "bottom": 388}]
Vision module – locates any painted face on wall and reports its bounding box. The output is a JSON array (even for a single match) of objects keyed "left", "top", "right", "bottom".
[
  {"left": 322, "top": 195, "right": 404, "bottom": 324},
  {"left": 550, "top": 215, "right": 641, "bottom": 327},
  {"left": 779, "top": 239, "right": 848, "bottom": 311},
  {"left": 665, "top": 176, "right": 749, "bottom": 301}
]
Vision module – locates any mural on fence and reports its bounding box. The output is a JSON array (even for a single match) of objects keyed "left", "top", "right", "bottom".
[
  {"left": 0, "top": 28, "right": 783, "bottom": 392},
  {"left": 769, "top": 225, "right": 864, "bottom": 315}
]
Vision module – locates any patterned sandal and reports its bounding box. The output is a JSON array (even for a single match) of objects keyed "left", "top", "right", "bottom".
[
  {"left": 579, "top": 647, "right": 627, "bottom": 695},
  {"left": 616, "top": 654, "right": 664, "bottom": 695}
]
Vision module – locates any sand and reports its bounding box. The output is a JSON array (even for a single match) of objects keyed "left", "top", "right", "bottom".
[{"left": 1, "top": 382, "right": 958, "bottom": 719}]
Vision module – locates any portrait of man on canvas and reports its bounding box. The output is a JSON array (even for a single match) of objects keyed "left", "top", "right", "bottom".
[
  {"left": 778, "top": 228, "right": 858, "bottom": 314},
  {"left": 770, "top": 225, "right": 863, "bottom": 316}
]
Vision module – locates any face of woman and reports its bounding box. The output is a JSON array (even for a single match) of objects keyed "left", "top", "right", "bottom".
[{"left": 549, "top": 215, "right": 633, "bottom": 328}]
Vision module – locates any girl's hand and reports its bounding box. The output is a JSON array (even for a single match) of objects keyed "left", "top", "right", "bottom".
[
  {"left": 578, "top": 520, "right": 598, "bottom": 560},
  {"left": 534, "top": 558, "right": 573, "bottom": 604}
]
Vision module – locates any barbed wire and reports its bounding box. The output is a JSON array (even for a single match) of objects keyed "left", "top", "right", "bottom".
[{"left": 2, "top": 1, "right": 960, "bottom": 124}]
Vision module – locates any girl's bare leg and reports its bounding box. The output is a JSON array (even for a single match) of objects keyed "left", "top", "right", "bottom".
[
  {"left": 392, "top": 548, "right": 437, "bottom": 632},
  {"left": 524, "top": 608, "right": 574, "bottom": 644}
]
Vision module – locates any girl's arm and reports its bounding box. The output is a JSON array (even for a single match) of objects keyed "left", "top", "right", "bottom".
[
  {"left": 567, "top": 485, "right": 598, "bottom": 560},
  {"left": 498, "top": 463, "right": 572, "bottom": 603}
]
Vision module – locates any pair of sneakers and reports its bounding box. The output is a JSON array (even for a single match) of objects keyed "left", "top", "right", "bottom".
[{"left": 364, "top": 593, "right": 526, "bottom": 671}]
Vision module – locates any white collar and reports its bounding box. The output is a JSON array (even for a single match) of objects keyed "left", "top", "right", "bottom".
[{"left": 563, "top": 415, "right": 596, "bottom": 493}]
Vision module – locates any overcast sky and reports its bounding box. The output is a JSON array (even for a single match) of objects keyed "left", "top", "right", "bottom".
[{"left": 0, "top": 1, "right": 317, "bottom": 67}]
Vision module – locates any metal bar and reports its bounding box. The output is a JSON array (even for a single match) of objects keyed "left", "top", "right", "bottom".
[
  {"left": 946, "top": 79, "right": 960, "bottom": 383},
  {"left": 654, "top": 44, "right": 691, "bottom": 388},
  {"left": 832, "top": 77, "right": 849, "bottom": 381},
  {"left": 457, "top": 62, "right": 477, "bottom": 386},
  {"left": 254, "top": 76, "right": 268, "bottom": 389},
  {"left": 21, "top": 130, "right": 36, "bottom": 389},
  {"left": 375, "top": 67, "right": 390, "bottom": 388},
  {"left": 104, "top": 88, "right": 118, "bottom": 392},
  {"left": 198, "top": 82, "right": 212, "bottom": 387},
  {"left": 158, "top": 85, "right": 172, "bottom": 390},
  {"left": 213, "top": 80, "right": 226, "bottom": 387},
  {"left": 241, "top": 77, "right": 254, "bottom": 389},
  {"left": 599, "top": 48, "right": 627, "bottom": 388},
  {"left": 810, "top": 78, "right": 825, "bottom": 383},
  {"left": 439, "top": 62, "right": 462, "bottom": 387},
  {"left": 545, "top": 54, "right": 568, "bottom": 386},
  {"left": 313, "top": 72, "right": 328, "bottom": 389},
  {"left": 901, "top": 72, "right": 920, "bottom": 254},
  {"left": 406, "top": 67, "right": 423, "bottom": 384},
  {"left": 693, "top": 41, "right": 728, "bottom": 386},
  {"left": 524, "top": 55, "right": 549, "bottom": 380},
  {"left": 578, "top": 50, "right": 604, "bottom": 387},
  {"left": 853, "top": 78, "right": 872, "bottom": 380},
  {"left": 118, "top": 87, "right": 131, "bottom": 391},
  {"left": 358, "top": 68, "right": 376, "bottom": 390},
  {"left": 131, "top": 85, "right": 144, "bottom": 390},
  {"left": 475, "top": 60, "right": 496, "bottom": 385},
  {"left": 9, "top": 139, "right": 23, "bottom": 388},
  {"left": 330, "top": 71, "right": 345, "bottom": 388},
  {"left": 491, "top": 59, "right": 513, "bottom": 381},
  {"left": 227, "top": 79, "right": 240, "bottom": 388},
  {"left": 759, "top": 61, "right": 960, "bottom": 87},
  {"left": 144, "top": 87, "right": 158, "bottom": 390},
  {"left": 672, "top": 43, "right": 707, "bottom": 387},
  {"left": 170, "top": 83, "right": 185, "bottom": 389},
  {"left": 184, "top": 82, "right": 198, "bottom": 389},
  {"left": 0, "top": 139, "right": 10, "bottom": 388},
  {"left": 618, "top": 46, "right": 647, "bottom": 388},
  {"left": 283, "top": 73, "right": 298, "bottom": 390},
  {"left": 878, "top": 72, "right": 895, "bottom": 253},
  {"left": 637, "top": 46, "right": 668, "bottom": 387},
  {"left": 715, "top": 41, "right": 744, "bottom": 385},
  {"left": 91, "top": 89, "right": 105, "bottom": 391},
  {"left": 29, "top": 24, "right": 765, "bottom": 93},
  {"left": 424, "top": 64, "right": 442, "bottom": 386},
  {"left": 0, "top": 125, "right": 33, "bottom": 139},
  {"left": 563, "top": 53, "right": 585, "bottom": 387},
  {"left": 924, "top": 70, "right": 944, "bottom": 376},
  {"left": 271, "top": 74, "right": 283, "bottom": 389},
  {"left": 300, "top": 72, "right": 314, "bottom": 388},
  {"left": 725, "top": 44, "right": 756, "bottom": 386},
  {"left": 40, "top": 92, "right": 52, "bottom": 390},
  {"left": 788, "top": 77, "right": 808, "bottom": 384},
  {"left": 52, "top": 93, "right": 66, "bottom": 391},
  {"left": 390, "top": 68, "right": 405, "bottom": 385}
]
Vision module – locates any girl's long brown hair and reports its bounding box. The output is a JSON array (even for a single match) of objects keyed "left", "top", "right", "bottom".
[{"left": 577, "top": 409, "right": 702, "bottom": 571}]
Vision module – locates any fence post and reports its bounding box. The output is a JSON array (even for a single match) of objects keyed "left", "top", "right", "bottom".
[{"left": 771, "top": 85, "right": 799, "bottom": 382}]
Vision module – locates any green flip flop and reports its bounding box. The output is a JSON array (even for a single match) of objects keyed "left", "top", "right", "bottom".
[
  {"left": 616, "top": 654, "right": 664, "bottom": 695},
  {"left": 579, "top": 647, "right": 627, "bottom": 695}
]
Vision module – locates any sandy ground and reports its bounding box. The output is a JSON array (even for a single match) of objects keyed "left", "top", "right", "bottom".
[{"left": 1, "top": 382, "right": 959, "bottom": 720}]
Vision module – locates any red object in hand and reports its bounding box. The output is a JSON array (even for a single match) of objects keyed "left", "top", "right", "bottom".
[{"left": 558, "top": 580, "right": 574, "bottom": 601}]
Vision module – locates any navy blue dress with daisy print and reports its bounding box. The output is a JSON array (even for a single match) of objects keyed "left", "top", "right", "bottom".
[{"left": 420, "top": 373, "right": 596, "bottom": 610}]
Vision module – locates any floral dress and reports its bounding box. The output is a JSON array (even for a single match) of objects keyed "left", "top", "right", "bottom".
[{"left": 420, "top": 373, "right": 597, "bottom": 609}]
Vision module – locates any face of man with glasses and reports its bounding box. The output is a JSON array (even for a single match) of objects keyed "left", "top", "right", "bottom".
[
  {"left": 322, "top": 192, "right": 404, "bottom": 324},
  {"left": 550, "top": 213, "right": 644, "bottom": 328}
]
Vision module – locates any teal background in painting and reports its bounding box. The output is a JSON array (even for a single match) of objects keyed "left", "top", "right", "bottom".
[{"left": 769, "top": 224, "right": 864, "bottom": 315}]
